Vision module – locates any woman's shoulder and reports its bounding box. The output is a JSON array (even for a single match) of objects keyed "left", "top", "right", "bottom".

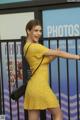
[
  {"left": 24, "top": 42, "right": 46, "bottom": 53},
  {"left": 31, "top": 43, "right": 44, "bottom": 48},
  {"left": 24, "top": 42, "right": 32, "bottom": 49}
]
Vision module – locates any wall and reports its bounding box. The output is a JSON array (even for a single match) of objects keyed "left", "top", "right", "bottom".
[{"left": 0, "top": 12, "right": 34, "bottom": 40}]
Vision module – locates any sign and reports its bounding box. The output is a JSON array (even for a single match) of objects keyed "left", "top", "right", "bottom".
[{"left": 43, "top": 7, "right": 80, "bottom": 37}]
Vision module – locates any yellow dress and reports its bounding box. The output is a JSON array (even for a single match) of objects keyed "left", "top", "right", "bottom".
[{"left": 24, "top": 42, "right": 59, "bottom": 110}]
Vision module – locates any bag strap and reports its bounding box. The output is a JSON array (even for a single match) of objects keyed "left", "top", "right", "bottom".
[
  {"left": 24, "top": 43, "right": 32, "bottom": 56},
  {"left": 24, "top": 43, "right": 44, "bottom": 77},
  {"left": 31, "top": 56, "right": 44, "bottom": 77}
]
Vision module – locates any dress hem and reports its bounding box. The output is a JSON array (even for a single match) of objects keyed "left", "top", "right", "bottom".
[{"left": 24, "top": 105, "right": 59, "bottom": 110}]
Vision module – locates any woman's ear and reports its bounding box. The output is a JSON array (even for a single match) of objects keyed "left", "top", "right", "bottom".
[{"left": 27, "top": 30, "right": 30, "bottom": 35}]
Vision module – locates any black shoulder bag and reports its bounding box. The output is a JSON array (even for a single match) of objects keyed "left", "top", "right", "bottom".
[{"left": 10, "top": 43, "right": 44, "bottom": 101}]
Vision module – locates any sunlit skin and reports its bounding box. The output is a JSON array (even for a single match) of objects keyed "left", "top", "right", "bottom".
[{"left": 27, "top": 25, "right": 42, "bottom": 43}]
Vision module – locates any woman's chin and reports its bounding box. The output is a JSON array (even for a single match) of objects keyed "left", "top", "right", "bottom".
[{"left": 33, "top": 39, "right": 39, "bottom": 43}]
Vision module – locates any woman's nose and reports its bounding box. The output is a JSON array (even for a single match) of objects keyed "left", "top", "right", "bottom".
[{"left": 38, "top": 31, "right": 42, "bottom": 35}]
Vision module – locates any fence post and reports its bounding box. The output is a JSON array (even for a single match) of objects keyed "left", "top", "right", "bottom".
[
  {"left": 0, "top": 78, "right": 1, "bottom": 114},
  {"left": 0, "top": 43, "right": 2, "bottom": 114}
]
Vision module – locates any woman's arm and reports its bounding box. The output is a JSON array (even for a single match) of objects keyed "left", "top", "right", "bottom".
[
  {"left": 47, "top": 48, "right": 60, "bottom": 61},
  {"left": 44, "top": 48, "right": 80, "bottom": 60}
]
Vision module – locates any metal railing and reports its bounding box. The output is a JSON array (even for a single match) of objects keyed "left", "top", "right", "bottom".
[
  {"left": 43, "top": 36, "right": 80, "bottom": 120},
  {"left": 0, "top": 39, "right": 26, "bottom": 120},
  {"left": 0, "top": 36, "right": 80, "bottom": 120}
]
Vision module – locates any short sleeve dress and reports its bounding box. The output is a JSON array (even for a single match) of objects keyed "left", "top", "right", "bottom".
[{"left": 24, "top": 42, "right": 59, "bottom": 110}]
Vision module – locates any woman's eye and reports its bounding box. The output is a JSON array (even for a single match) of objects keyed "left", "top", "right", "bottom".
[
  {"left": 34, "top": 30, "right": 42, "bottom": 32},
  {"left": 35, "top": 30, "right": 38, "bottom": 32}
]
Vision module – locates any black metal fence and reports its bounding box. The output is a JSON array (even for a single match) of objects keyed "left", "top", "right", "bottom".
[
  {"left": 0, "top": 36, "right": 80, "bottom": 120},
  {"left": 43, "top": 36, "right": 80, "bottom": 120},
  {"left": 0, "top": 39, "right": 26, "bottom": 120}
]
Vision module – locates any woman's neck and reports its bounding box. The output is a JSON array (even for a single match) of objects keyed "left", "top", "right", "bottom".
[{"left": 27, "top": 36, "right": 33, "bottom": 43}]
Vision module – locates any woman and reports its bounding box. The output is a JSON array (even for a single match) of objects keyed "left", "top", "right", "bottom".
[{"left": 23, "top": 19, "right": 80, "bottom": 120}]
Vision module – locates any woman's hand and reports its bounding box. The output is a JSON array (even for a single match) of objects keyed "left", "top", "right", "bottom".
[{"left": 78, "top": 55, "right": 80, "bottom": 60}]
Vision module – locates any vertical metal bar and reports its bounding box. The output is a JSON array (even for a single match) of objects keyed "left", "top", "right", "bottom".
[
  {"left": 40, "top": 110, "right": 46, "bottom": 120},
  {"left": 14, "top": 42, "right": 20, "bottom": 120},
  {"left": 21, "top": 37, "right": 27, "bottom": 84},
  {"left": 0, "top": 63, "right": 1, "bottom": 114},
  {"left": 21, "top": 38, "right": 28, "bottom": 120},
  {"left": 57, "top": 39, "right": 61, "bottom": 106},
  {"left": 49, "top": 39, "right": 52, "bottom": 87},
  {"left": 48, "top": 39, "right": 53, "bottom": 120},
  {"left": 24, "top": 110, "right": 28, "bottom": 120},
  {"left": 75, "top": 39, "right": 79, "bottom": 120},
  {"left": 66, "top": 39, "right": 70, "bottom": 120},
  {"left": 7, "top": 42, "right": 12, "bottom": 120},
  {"left": 0, "top": 42, "right": 5, "bottom": 114},
  {"left": 39, "top": 11, "right": 47, "bottom": 119},
  {"left": 40, "top": 39, "right": 47, "bottom": 120},
  {"left": 38, "top": 37, "right": 46, "bottom": 120},
  {"left": 0, "top": 42, "right": 2, "bottom": 114}
]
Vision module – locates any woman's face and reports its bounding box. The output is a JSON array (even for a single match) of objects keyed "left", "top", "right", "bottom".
[{"left": 28, "top": 25, "right": 42, "bottom": 43}]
